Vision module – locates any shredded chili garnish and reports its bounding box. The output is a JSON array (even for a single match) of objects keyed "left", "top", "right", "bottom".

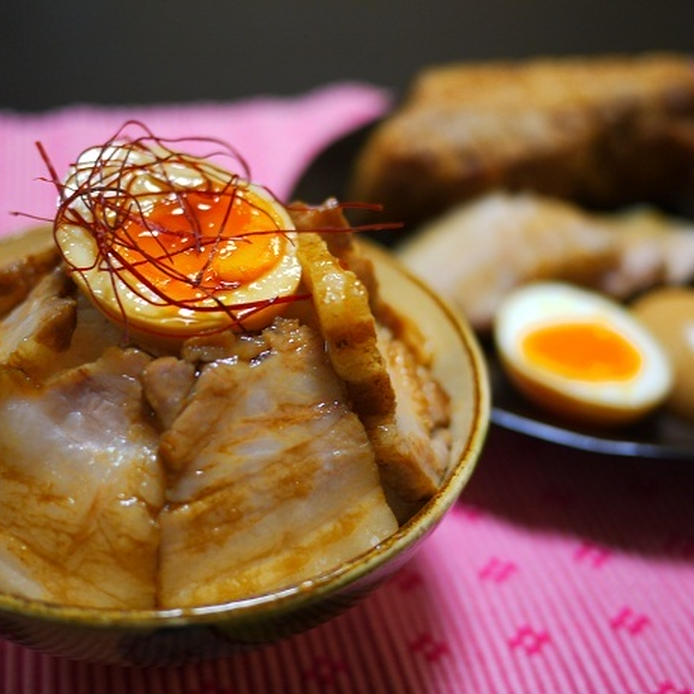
[{"left": 31, "top": 121, "right": 402, "bottom": 336}]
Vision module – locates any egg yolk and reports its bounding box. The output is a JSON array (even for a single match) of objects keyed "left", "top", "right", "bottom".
[
  {"left": 116, "top": 189, "right": 285, "bottom": 302},
  {"left": 521, "top": 322, "right": 643, "bottom": 381}
]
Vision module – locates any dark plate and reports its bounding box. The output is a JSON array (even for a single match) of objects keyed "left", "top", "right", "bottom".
[
  {"left": 291, "top": 122, "right": 693, "bottom": 461},
  {"left": 482, "top": 338, "right": 693, "bottom": 460}
]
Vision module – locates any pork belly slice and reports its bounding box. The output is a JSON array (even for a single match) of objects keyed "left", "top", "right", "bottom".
[
  {"left": 400, "top": 192, "right": 694, "bottom": 331},
  {"left": 290, "top": 199, "right": 432, "bottom": 365},
  {"left": 0, "top": 267, "right": 127, "bottom": 382},
  {"left": 158, "top": 318, "right": 397, "bottom": 608},
  {"left": 365, "top": 328, "right": 451, "bottom": 504},
  {"left": 295, "top": 230, "right": 395, "bottom": 419},
  {"left": 142, "top": 357, "right": 196, "bottom": 429},
  {"left": 289, "top": 199, "right": 381, "bottom": 303},
  {"left": 598, "top": 208, "right": 694, "bottom": 298},
  {"left": 0, "top": 348, "right": 163, "bottom": 608},
  {"left": 291, "top": 223, "right": 451, "bottom": 502},
  {"left": 50, "top": 292, "right": 127, "bottom": 373},
  {"left": 399, "top": 192, "right": 618, "bottom": 332},
  {"left": 0, "top": 269, "right": 76, "bottom": 380},
  {"left": 0, "top": 226, "right": 59, "bottom": 317}
]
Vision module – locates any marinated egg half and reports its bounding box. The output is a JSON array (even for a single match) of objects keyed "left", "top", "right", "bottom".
[
  {"left": 494, "top": 283, "right": 673, "bottom": 426},
  {"left": 56, "top": 142, "right": 301, "bottom": 337}
]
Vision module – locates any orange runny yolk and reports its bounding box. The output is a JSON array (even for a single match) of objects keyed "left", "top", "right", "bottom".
[
  {"left": 521, "top": 321, "right": 643, "bottom": 381},
  {"left": 117, "top": 188, "right": 285, "bottom": 302}
]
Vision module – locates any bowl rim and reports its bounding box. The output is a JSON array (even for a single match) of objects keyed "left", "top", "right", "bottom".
[{"left": 0, "top": 240, "right": 490, "bottom": 629}]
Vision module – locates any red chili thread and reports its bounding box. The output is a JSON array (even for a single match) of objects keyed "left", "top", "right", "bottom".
[{"left": 32, "top": 121, "right": 403, "bottom": 336}]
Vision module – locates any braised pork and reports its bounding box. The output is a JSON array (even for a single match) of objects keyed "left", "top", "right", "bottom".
[
  {"left": 0, "top": 269, "right": 76, "bottom": 380},
  {"left": 0, "top": 226, "right": 59, "bottom": 317},
  {"left": 292, "top": 220, "right": 451, "bottom": 502},
  {"left": 0, "top": 348, "right": 163, "bottom": 608},
  {"left": 366, "top": 327, "right": 451, "bottom": 502},
  {"left": 157, "top": 318, "right": 397, "bottom": 607},
  {"left": 142, "top": 357, "right": 196, "bottom": 429},
  {"left": 399, "top": 192, "right": 694, "bottom": 331},
  {"left": 351, "top": 54, "right": 694, "bottom": 226}
]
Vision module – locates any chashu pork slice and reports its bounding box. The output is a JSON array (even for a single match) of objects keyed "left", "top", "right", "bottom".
[
  {"left": 158, "top": 317, "right": 397, "bottom": 608},
  {"left": 0, "top": 226, "right": 59, "bottom": 317},
  {"left": 0, "top": 348, "right": 163, "bottom": 608},
  {"left": 368, "top": 326, "right": 451, "bottom": 506},
  {"left": 0, "top": 266, "right": 126, "bottom": 383},
  {"left": 296, "top": 230, "right": 451, "bottom": 502},
  {"left": 0, "top": 269, "right": 76, "bottom": 380}
]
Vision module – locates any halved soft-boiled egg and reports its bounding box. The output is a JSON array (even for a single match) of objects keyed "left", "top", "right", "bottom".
[
  {"left": 494, "top": 282, "right": 673, "bottom": 426},
  {"left": 55, "top": 141, "right": 301, "bottom": 337}
]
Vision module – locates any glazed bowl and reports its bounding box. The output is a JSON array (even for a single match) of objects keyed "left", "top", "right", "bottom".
[{"left": 0, "top": 237, "right": 489, "bottom": 666}]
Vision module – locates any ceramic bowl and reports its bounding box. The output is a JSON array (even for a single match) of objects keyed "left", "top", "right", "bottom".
[{"left": 0, "top": 238, "right": 489, "bottom": 666}]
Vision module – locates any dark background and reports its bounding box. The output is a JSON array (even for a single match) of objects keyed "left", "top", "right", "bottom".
[{"left": 2, "top": 0, "right": 691, "bottom": 111}]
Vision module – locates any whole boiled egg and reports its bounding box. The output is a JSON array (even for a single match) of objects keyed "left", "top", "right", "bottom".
[
  {"left": 55, "top": 139, "right": 301, "bottom": 338},
  {"left": 494, "top": 282, "right": 673, "bottom": 426},
  {"left": 631, "top": 287, "right": 694, "bottom": 422}
]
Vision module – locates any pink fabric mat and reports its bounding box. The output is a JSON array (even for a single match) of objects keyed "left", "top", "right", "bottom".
[
  {"left": 0, "top": 83, "right": 390, "bottom": 237},
  {"left": 0, "top": 88, "right": 692, "bottom": 694}
]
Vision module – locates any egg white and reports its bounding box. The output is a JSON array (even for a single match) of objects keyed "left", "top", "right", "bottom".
[
  {"left": 494, "top": 282, "right": 673, "bottom": 425},
  {"left": 56, "top": 144, "right": 301, "bottom": 336}
]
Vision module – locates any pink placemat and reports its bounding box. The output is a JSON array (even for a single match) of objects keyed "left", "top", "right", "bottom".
[
  {"left": 0, "top": 83, "right": 390, "bottom": 237},
  {"left": 1, "top": 87, "right": 692, "bottom": 694}
]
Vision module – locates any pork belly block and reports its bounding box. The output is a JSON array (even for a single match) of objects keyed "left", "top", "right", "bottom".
[
  {"left": 158, "top": 318, "right": 397, "bottom": 608},
  {"left": 0, "top": 348, "right": 163, "bottom": 608},
  {"left": 351, "top": 54, "right": 694, "bottom": 226}
]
